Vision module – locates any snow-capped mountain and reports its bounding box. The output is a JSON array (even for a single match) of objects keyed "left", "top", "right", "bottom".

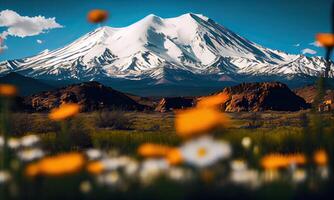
[{"left": 0, "top": 13, "right": 332, "bottom": 84}]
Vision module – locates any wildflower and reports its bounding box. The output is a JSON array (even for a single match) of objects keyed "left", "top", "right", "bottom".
[
  {"left": 97, "top": 171, "right": 121, "bottom": 186},
  {"left": 175, "top": 107, "right": 230, "bottom": 138},
  {"left": 139, "top": 159, "right": 169, "bottom": 185},
  {"left": 196, "top": 93, "right": 229, "bottom": 108},
  {"left": 230, "top": 160, "right": 247, "bottom": 171},
  {"left": 0, "top": 171, "right": 11, "bottom": 184},
  {"left": 80, "top": 181, "right": 92, "bottom": 194},
  {"left": 26, "top": 152, "right": 85, "bottom": 177},
  {"left": 87, "top": 161, "right": 104, "bottom": 175},
  {"left": 49, "top": 103, "right": 80, "bottom": 121},
  {"left": 261, "top": 153, "right": 306, "bottom": 170},
  {"left": 166, "top": 148, "right": 183, "bottom": 165},
  {"left": 313, "top": 149, "right": 328, "bottom": 166},
  {"left": 180, "top": 136, "right": 231, "bottom": 168},
  {"left": 316, "top": 33, "right": 334, "bottom": 48},
  {"left": 241, "top": 137, "right": 252, "bottom": 149},
  {"left": 8, "top": 138, "right": 20, "bottom": 149},
  {"left": 138, "top": 143, "right": 172, "bottom": 157},
  {"left": 87, "top": 9, "right": 108, "bottom": 24},
  {"left": 17, "top": 148, "right": 44, "bottom": 162},
  {"left": 25, "top": 163, "right": 39, "bottom": 177},
  {"left": 230, "top": 169, "right": 259, "bottom": 187},
  {"left": 292, "top": 169, "right": 307, "bottom": 183},
  {"left": 167, "top": 167, "right": 192, "bottom": 182},
  {"left": 124, "top": 160, "right": 139, "bottom": 176},
  {"left": 87, "top": 156, "right": 134, "bottom": 175},
  {"left": 20, "top": 135, "right": 40, "bottom": 147},
  {"left": 0, "top": 84, "right": 17, "bottom": 97},
  {"left": 86, "top": 149, "right": 103, "bottom": 160},
  {"left": 0, "top": 136, "right": 3, "bottom": 147}
]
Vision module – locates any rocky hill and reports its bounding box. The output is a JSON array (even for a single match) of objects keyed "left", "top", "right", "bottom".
[
  {"left": 209, "top": 82, "right": 310, "bottom": 112},
  {"left": 294, "top": 85, "right": 334, "bottom": 104},
  {"left": 23, "top": 82, "right": 149, "bottom": 112}
]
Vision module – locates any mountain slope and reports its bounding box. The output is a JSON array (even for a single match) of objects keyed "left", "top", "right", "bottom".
[
  {"left": 0, "top": 72, "right": 55, "bottom": 96},
  {"left": 0, "top": 13, "right": 332, "bottom": 90}
]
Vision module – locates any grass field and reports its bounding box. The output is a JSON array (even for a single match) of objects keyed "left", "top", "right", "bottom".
[{"left": 2, "top": 110, "right": 334, "bottom": 199}]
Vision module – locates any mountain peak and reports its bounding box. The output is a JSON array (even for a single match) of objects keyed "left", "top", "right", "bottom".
[{"left": 0, "top": 13, "right": 332, "bottom": 90}]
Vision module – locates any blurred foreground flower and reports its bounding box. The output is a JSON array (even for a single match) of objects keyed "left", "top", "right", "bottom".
[
  {"left": 180, "top": 136, "right": 231, "bottom": 168},
  {"left": 196, "top": 93, "right": 229, "bottom": 108},
  {"left": 175, "top": 107, "right": 230, "bottom": 138},
  {"left": 0, "top": 84, "right": 17, "bottom": 97},
  {"left": 25, "top": 152, "right": 85, "bottom": 177},
  {"left": 17, "top": 148, "right": 44, "bottom": 162},
  {"left": 49, "top": 103, "right": 80, "bottom": 121},
  {"left": 0, "top": 170, "right": 11, "bottom": 184},
  {"left": 261, "top": 153, "right": 306, "bottom": 170},
  {"left": 87, "top": 156, "right": 135, "bottom": 175},
  {"left": 87, "top": 9, "right": 108, "bottom": 23},
  {"left": 316, "top": 33, "right": 334, "bottom": 48},
  {"left": 313, "top": 149, "right": 328, "bottom": 166},
  {"left": 166, "top": 148, "right": 183, "bottom": 165},
  {"left": 138, "top": 143, "right": 172, "bottom": 157}
]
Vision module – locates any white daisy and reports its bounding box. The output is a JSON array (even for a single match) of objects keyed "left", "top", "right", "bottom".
[
  {"left": 20, "top": 135, "right": 40, "bottom": 147},
  {"left": 0, "top": 136, "right": 4, "bottom": 147},
  {"left": 8, "top": 138, "right": 21, "bottom": 149},
  {"left": 17, "top": 148, "right": 44, "bottom": 162},
  {"left": 0, "top": 170, "right": 11, "bottom": 184},
  {"left": 139, "top": 159, "right": 169, "bottom": 185},
  {"left": 86, "top": 149, "right": 103, "bottom": 160},
  {"left": 180, "top": 136, "right": 231, "bottom": 168}
]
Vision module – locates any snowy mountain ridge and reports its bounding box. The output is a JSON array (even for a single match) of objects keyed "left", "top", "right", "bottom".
[{"left": 0, "top": 13, "right": 332, "bottom": 83}]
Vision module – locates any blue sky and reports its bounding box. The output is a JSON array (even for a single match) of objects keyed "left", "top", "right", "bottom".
[{"left": 0, "top": 0, "right": 332, "bottom": 61}]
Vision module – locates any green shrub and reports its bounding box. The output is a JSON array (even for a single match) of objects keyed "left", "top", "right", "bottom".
[{"left": 95, "top": 110, "right": 134, "bottom": 130}]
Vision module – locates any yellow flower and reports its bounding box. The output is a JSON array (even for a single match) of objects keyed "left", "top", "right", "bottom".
[
  {"left": 0, "top": 84, "right": 17, "bottom": 97},
  {"left": 25, "top": 153, "right": 85, "bottom": 177},
  {"left": 87, "top": 9, "right": 108, "bottom": 24},
  {"left": 313, "top": 150, "right": 328, "bottom": 166},
  {"left": 196, "top": 93, "right": 229, "bottom": 108},
  {"left": 316, "top": 33, "right": 334, "bottom": 48},
  {"left": 175, "top": 107, "right": 230, "bottom": 138},
  {"left": 261, "top": 153, "right": 306, "bottom": 170},
  {"left": 166, "top": 148, "right": 183, "bottom": 165},
  {"left": 49, "top": 103, "right": 80, "bottom": 121},
  {"left": 138, "top": 143, "right": 172, "bottom": 157},
  {"left": 87, "top": 161, "right": 104, "bottom": 175}
]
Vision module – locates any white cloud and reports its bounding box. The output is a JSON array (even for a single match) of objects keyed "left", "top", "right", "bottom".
[
  {"left": 36, "top": 39, "right": 43, "bottom": 44},
  {"left": 293, "top": 43, "right": 300, "bottom": 47},
  {"left": 301, "top": 48, "right": 317, "bottom": 55},
  {"left": 0, "top": 45, "right": 8, "bottom": 53},
  {"left": 309, "top": 41, "right": 321, "bottom": 47},
  {"left": 0, "top": 10, "right": 63, "bottom": 39}
]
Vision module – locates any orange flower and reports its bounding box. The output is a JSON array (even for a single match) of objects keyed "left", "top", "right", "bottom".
[
  {"left": 175, "top": 107, "right": 230, "bottom": 138},
  {"left": 313, "top": 150, "right": 328, "bottom": 166},
  {"left": 49, "top": 103, "right": 80, "bottom": 121},
  {"left": 316, "top": 33, "right": 334, "bottom": 48},
  {"left": 197, "top": 93, "right": 229, "bottom": 108},
  {"left": 24, "top": 153, "right": 85, "bottom": 177},
  {"left": 87, "top": 161, "right": 104, "bottom": 175},
  {"left": 138, "top": 143, "right": 172, "bottom": 157},
  {"left": 87, "top": 9, "right": 108, "bottom": 23},
  {"left": 39, "top": 153, "right": 84, "bottom": 176},
  {"left": 166, "top": 148, "right": 183, "bottom": 165},
  {"left": 0, "top": 84, "right": 17, "bottom": 97},
  {"left": 261, "top": 153, "right": 306, "bottom": 170},
  {"left": 25, "top": 163, "right": 40, "bottom": 177}
]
